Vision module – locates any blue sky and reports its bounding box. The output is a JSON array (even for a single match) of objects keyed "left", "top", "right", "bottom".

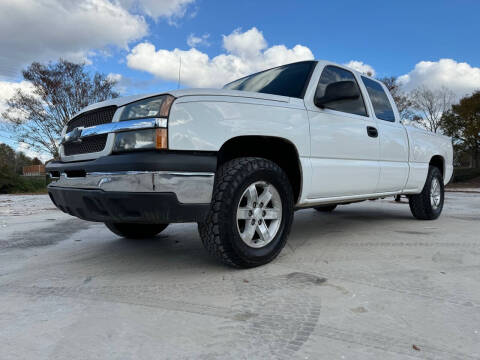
[
  {"left": 1, "top": 0, "right": 479, "bottom": 159},
  {"left": 87, "top": 0, "right": 480, "bottom": 94}
]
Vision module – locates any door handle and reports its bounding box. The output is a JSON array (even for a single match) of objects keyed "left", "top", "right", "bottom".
[{"left": 367, "top": 126, "right": 378, "bottom": 138}]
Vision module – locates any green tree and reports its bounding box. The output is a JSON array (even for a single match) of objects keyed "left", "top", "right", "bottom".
[
  {"left": 2, "top": 59, "right": 119, "bottom": 159},
  {"left": 441, "top": 91, "right": 480, "bottom": 168},
  {"left": 0, "top": 143, "right": 16, "bottom": 174},
  {"left": 0, "top": 143, "right": 17, "bottom": 192},
  {"left": 14, "top": 151, "right": 35, "bottom": 174},
  {"left": 31, "top": 157, "right": 43, "bottom": 165},
  {"left": 0, "top": 143, "right": 46, "bottom": 193}
]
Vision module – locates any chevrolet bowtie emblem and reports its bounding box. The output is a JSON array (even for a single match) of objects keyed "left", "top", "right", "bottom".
[{"left": 62, "top": 127, "right": 83, "bottom": 144}]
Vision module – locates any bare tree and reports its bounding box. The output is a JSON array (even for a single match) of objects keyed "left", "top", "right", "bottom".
[
  {"left": 410, "top": 85, "right": 456, "bottom": 133},
  {"left": 2, "top": 60, "right": 119, "bottom": 159},
  {"left": 377, "top": 76, "right": 414, "bottom": 121}
]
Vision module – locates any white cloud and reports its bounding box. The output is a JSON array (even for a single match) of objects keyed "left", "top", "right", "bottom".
[
  {"left": 0, "top": 0, "right": 149, "bottom": 77},
  {"left": 0, "top": 80, "right": 35, "bottom": 117},
  {"left": 106, "top": 73, "right": 123, "bottom": 83},
  {"left": 126, "top": 27, "right": 314, "bottom": 88},
  {"left": 0, "top": 0, "right": 200, "bottom": 77},
  {"left": 107, "top": 73, "right": 129, "bottom": 93},
  {"left": 222, "top": 28, "right": 267, "bottom": 59},
  {"left": 344, "top": 61, "right": 376, "bottom": 76},
  {"left": 398, "top": 59, "right": 480, "bottom": 98},
  {"left": 118, "top": 0, "right": 195, "bottom": 20},
  {"left": 187, "top": 33, "right": 210, "bottom": 48},
  {"left": 16, "top": 142, "right": 50, "bottom": 163}
]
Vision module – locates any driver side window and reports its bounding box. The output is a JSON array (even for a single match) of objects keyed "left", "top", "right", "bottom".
[{"left": 315, "top": 66, "right": 367, "bottom": 116}]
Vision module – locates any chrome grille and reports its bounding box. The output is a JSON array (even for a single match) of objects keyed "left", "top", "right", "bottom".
[
  {"left": 63, "top": 134, "right": 108, "bottom": 156},
  {"left": 64, "top": 106, "right": 116, "bottom": 156},
  {"left": 66, "top": 106, "right": 116, "bottom": 133}
]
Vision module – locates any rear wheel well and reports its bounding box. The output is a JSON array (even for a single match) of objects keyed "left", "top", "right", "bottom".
[
  {"left": 217, "top": 136, "right": 302, "bottom": 202},
  {"left": 429, "top": 155, "right": 444, "bottom": 178}
]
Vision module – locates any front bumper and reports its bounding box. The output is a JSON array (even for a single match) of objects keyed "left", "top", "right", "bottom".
[
  {"left": 48, "top": 188, "right": 210, "bottom": 223},
  {"left": 48, "top": 170, "right": 214, "bottom": 204},
  {"left": 46, "top": 151, "right": 216, "bottom": 223}
]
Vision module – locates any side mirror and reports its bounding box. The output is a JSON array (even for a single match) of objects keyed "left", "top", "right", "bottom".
[{"left": 314, "top": 80, "right": 359, "bottom": 108}]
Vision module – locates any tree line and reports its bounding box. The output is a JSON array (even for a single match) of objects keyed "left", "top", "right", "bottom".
[{"left": 0, "top": 143, "right": 45, "bottom": 193}]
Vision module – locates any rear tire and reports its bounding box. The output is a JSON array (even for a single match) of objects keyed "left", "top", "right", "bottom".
[
  {"left": 198, "top": 157, "right": 294, "bottom": 268},
  {"left": 409, "top": 166, "right": 444, "bottom": 220},
  {"left": 314, "top": 204, "right": 337, "bottom": 212},
  {"left": 105, "top": 223, "right": 168, "bottom": 239}
]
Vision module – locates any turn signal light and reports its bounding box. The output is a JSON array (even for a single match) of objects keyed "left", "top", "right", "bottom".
[{"left": 156, "top": 128, "right": 168, "bottom": 149}]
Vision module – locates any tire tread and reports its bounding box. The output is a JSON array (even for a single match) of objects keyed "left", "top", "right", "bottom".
[
  {"left": 408, "top": 166, "right": 444, "bottom": 220},
  {"left": 198, "top": 157, "right": 293, "bottom": 268}
]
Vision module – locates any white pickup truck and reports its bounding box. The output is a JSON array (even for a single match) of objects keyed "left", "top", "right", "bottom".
[{"left": 46, "top": 60, "right": 453, "bottom": 267}]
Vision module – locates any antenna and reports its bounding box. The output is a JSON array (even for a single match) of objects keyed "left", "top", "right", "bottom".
[{"left": 177, "top": 56, "right": 182, "bottom": 89}]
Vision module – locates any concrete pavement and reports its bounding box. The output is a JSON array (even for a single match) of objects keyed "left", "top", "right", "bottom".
[{"left": 0, "top": 193, "right": 479, "bottom": 359}]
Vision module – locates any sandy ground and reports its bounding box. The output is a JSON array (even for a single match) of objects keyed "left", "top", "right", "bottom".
[{"left": 0, "top": 193, "right": 479, "bottom": 360}]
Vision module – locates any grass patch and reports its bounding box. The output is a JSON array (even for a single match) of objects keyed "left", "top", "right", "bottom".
[{"left": 0, "top": 175, "right": 47, "bottom": 194}]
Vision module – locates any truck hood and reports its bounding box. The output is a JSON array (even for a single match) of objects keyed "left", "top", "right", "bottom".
[{"left": 75, "top": 89, "right": 292, "bottom": 117}]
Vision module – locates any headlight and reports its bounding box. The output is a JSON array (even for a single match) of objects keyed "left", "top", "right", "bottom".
[
  {"left": 120, "top": 95, "right": 174, "bottom": 121},
  {"left": 113, "top": 128, "right": 168, "bottom": 152},
  {"left": 114, "top": 94, "right": 173, "bottom": 152}
]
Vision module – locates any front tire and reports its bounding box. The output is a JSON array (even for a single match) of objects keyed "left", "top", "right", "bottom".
[
  {"left": 409, "top": 166, "right": 444, "bottom": 220},
  {"left": 198, "top": 157, "right": 294, "bottom": 268},
  {"left": 105, "top": 223, "right": 168, "bottom": 239}
]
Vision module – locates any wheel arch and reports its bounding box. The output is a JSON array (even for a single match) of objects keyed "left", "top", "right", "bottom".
[
  {"left": 217, "top": 136, "right": 303, "bottom": 203},
  {"left": 429, "top": 155, "right": 445, "bottom": 178}
]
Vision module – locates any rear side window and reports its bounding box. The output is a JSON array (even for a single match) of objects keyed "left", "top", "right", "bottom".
[
  {"left": 315, "top": 66, "right": 367, "bottom": 116},
  {"left": 361, "top": 77, "right": 396, "bottom": 122}
]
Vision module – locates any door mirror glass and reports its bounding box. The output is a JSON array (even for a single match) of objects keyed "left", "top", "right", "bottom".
[{"left": 314, "top": 81, "right": 359, "bottom": 108}]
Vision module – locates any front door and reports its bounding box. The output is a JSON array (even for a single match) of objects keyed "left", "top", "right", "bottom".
[{"left": 305, "top": 65, "right": 380, "bottom": 199}]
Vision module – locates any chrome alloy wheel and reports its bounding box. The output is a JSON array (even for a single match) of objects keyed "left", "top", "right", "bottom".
[
  {"left": 236, "top": 181, "right": 282, "bottom": 248},
  {"left": 430, "top": 177, "right": 442, "bottom": 210}
]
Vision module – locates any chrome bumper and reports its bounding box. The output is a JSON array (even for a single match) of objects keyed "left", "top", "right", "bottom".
[{"left": 48, "top": 171, "right": 215, "bottom": 204}]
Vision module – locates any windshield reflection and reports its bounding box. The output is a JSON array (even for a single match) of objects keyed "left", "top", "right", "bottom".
[{"left": 223, "top": 61, "right": 316, "bottom": 99}]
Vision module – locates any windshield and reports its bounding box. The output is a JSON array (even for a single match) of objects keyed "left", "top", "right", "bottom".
[{"left": 223, "top": 61, "right": 316, "bottom": 98}]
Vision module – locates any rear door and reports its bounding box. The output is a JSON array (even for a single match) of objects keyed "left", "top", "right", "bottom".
[
  {"left": 304, "top": 65, "right": 380, "bottom": 199},
  {"left": 361, "top": 77, "right": 409, "bottom": 193}
]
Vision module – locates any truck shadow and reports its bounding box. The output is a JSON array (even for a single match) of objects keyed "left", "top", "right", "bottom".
[
  {"left": 80, "top": 205, "right": 416, "bottom": 273},
  {"left": 286, "top": 205, "right": 415, "bottom": 249}
]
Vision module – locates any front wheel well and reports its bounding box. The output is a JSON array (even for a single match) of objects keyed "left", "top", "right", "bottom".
[
  {"left": 429, "top": 155, "right": 444, "bottom": 178},
  {"left": 217, "top": 136, "right": 302, "bottom": 202}
]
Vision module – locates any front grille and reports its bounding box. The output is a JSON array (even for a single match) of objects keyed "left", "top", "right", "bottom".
[
  {"left": 64, "top": 106, "right": 116, "bottom": 156},
  {"left": 66, "top": 106, "right": 116, "bottom": 133},
  {"left": 63, "top": 134, "right": 108, "bottom": 156}
]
